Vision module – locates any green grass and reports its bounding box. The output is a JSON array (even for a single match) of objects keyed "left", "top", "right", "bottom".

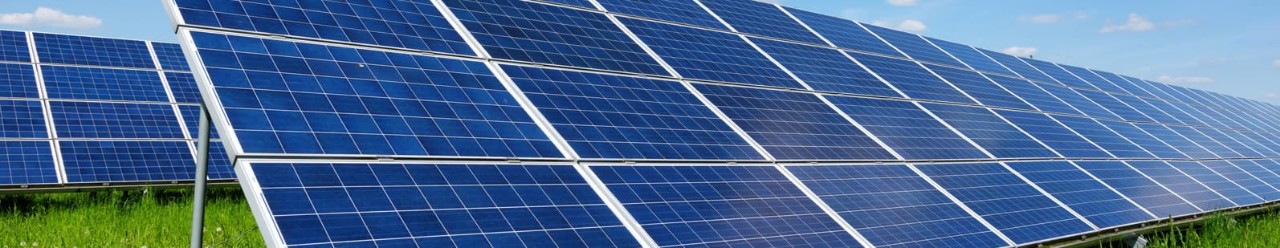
[
  {"left": 0, "top": 187, "right": 263, "bottom": 247},
  {"left": 1145, "top": 211, "right": 1280, "bottom": 248}
]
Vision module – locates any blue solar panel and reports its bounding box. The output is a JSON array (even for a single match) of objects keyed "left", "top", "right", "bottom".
[
  {"left": 61, "top": 141, "right": 196, "bottom": 183},
  {"left": 977, "top": 49, "right": 1060, "bottom": 85},
  {"left": 924, "top": 64, "right": 1033, "bottom": 110},
  {"left": 251, "top": 162, "right": 640, "bottom": 247},
  {"left": 50, "top": 101, "right": 185, "bottom": 139},
  {"left": 915, "top": 163, "right": 1094, "bottom": 244},
  {"left": 0, "top": 30, "right": 29, "bottom": 63},
  {"left": 187, "top": 32, "right": 561, "bottom": 158},
  {"left": 180, "top": 105, "right": 220, "bottom": 140},
  {"left": 595, "top": 0, "right": 727, "bottom": 30},
  {"left": 1166, "top": 161, "right": 1263, "bottom": 206},
  {"left": 444, "top": 0, "right": 665, "bottom": 75},
  {"left": 1135, "top": 124, "right": 1216, "bottom": 159},
  {"left": 593, "top": 165, "right": 862, "bottom": 247},
  {"left": 41, "top": 66, "right": 169, "bottom": 102},
  {"left": 1093, "top": 120, "right": 1185, "bottom": 159},
  {"left": 1038, "top": 84, "right": 1120, "bottom": 120},
  {"left": 693, "top": 84, "right": 894, "bottom": 160},
  {"left": 1199, "top": 161, "right": 1280, "bottom": 200},
  {"left": 788, "top": 164, "right": 1009, "bottom": 247},
  {"left": 32, "top": 33, "right": 155, "bottom": 68},
  {"left": 172, "top": 0, "right": 473, "bottom": 55},
  {"left": 847, "top": 52, "right": 976, "bottom": 104},
  {"left": 165, "top": 72, "right": 203, "bottom": 103},
  {"left": 503, "top": 65, "right": 762, "bottom": 160},
  {"left": 921, "top": 103, "right": 1059, "bottom": 159},
  {"left": 699, "top": 0, "right": 825, "bottom": 44},
  {"left": 926, "top": 38, "right": 1016, "bottom": 76},
  {"left": 1072, "top": 161, "right": 1200, "bottom": 218},
  {"left": 1243, "top": 160, "right": 1280, "bottom": 185},
  {"left": 1222, "top": 130, "right": 1275, "bottom": 157},
  {"left": 1057, "top": 65, "right": 1125, "bottom": 94},
  {"left": 1074, "top": 89, "right": 1152, "bottom": 122},
  {"left": 785, "top": 9, "right": 905, "bottom": 58},
  {"left": 985, "top": 74, "right": 1082, "bottom": 115},
  {"left": 750, "top": 38, "right": 900, "bottom": 98},
  {"left": 1111, "top": 93, "right": 1180, "bottom": 124},
  {"left": 994, "top": 110, "right": 1111, "bottom": 158},
  {"left": 1091, "top": 70, "right": 1150, "bottom": 97},
  {"left": 824, "top": 96, "right": 987, "bottom": 160},
  {"left": 1020, "top": 59, "right": 1094, "bottom": 90},
  {"left": 0, "top": 141, "right": 58, "bottom": 185},
  {"left": 198, "top": 141, "right": 236, "bottom": 180},
  {"left": 1050, "top": 115, "right": 1151, "bottom": 159},
  {"left": 152, "top": 42, "right": 191, "bottom": 71},
  {"left": 0, "top": 63, "right": 39, "bottom": 98},
  {"left": 861, "top": 25, "right": 966, "bottom": 68},
  {"left": 620, "top": 17, "right": 803, "bottom": 89},
  {"left": 1197, "top": 128, "right": 1261, "bottom": 158},
  {"left": 0, "top": 100, "right": 49, "bottom": 139},
  {"left": 1005, "top": 161, "right": 1154, "bottom": 228},
  {"left": 1121, "top": 161, "right": 1231, "bottom": 210},
  {"left": 528, "top": 0, "right": 596, "bottom": 8}
]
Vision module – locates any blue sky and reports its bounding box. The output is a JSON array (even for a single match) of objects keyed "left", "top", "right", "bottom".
[{"left": 2, "top": 0, "right": 1277, "bottom": 104}]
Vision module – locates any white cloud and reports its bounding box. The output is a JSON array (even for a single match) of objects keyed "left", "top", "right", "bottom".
[
  {"left": 1266, "top": 92, "right": 1278, "bottom": 99},
  {"left": 1099, "top": 13, "right": 1155, "bottom": 33},
  {"left": 887, "top": 0, "right": 917, "bottom": 7},
  {"left": 1019, "top": 12, "right": 1089, "bottom": 24},
  {"left": 1272, "top": 59, "right": 1280, "bottom": 68},
  {"left": 0, "top": 7, "right": 101, "bottom": 29},
  {"left": 1001, "top": 46, "right": 1038, "bottom": 57},
  {"left": 1155, "top": 75, "right": 1215, "bottom": 85},
  {"left": 872, "top": 19, "right": 927, "bottom": 33}
]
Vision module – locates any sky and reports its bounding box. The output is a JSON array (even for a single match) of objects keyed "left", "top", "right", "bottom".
[{"left": 1, "top": 0, "right": 1277, "bottom": 104}]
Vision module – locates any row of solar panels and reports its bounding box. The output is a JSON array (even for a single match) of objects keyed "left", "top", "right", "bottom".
[
  {"left": 161, "top": 0, "right": 1280, "bottom": 247},
  {"left": 0, "top": 30, "right": 234, "bottom": 187}
]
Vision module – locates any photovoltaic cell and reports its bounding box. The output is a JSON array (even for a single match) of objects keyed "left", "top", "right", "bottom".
[
  {"left": 1136, "top": 124, "right": 1216, "bottom": 159},
  {"left": 1224, "top": 130, "right": 1276, "bottom": 157},
  {"left": 1166, "top": 161, "right": 1263, "bottom": 206},
  {"left": 593, "top": 165, "right": 862, "bottom": 247},
  {"left": 1073, "top": 161, "right": 1199, "bottom": 218},
  {"left": 994, "top": 110, "right": 1111, "bottom": 158},
  {"left": 172, "top": 0, "right": 474, "bottom": 55},
  {"left": 528, "top": 0, "right": 595, "bottom": 8},
  {"left": 1051, "top": 115, "right": 1151, "bottom": 159},
  {"left": 595, "top": 0, "right": 727, "bottom": 30},
  {"left": 1020, "top": 59, "right": 1093, "bottom": 90},
  {"left": 41, "top": 66, "right": 169, "bottom": 102},
  {"left": 180, "top": 105, "right": 221, "bottom": 140},
  {"left": 699, "top": 0, "right": 826, "bottom": 44},
  {"left": 985, "top": 74, "right": 1082, "bottom": 115},
  {"left": 750, "top": 38, "right": 900, "bottom": 98},
  {"left": 1057, "top": 65, "right": 1124, "bottom": 94},
  {"left": 785, "top": 9, "right": 904, "bottom": 58},
  {"left": 620, "top": 17, "right": 803, "bottom": 89},
  {"left": 32, "top": 33, "right": 155, "bottom": 69},
  {"left": 152, "top": 42, "right": 191, "bottom": 71},
  {"left": 925, "top": 38, "right": 1016, "bottom": 76},
  {"left": 1122, "top": 161, "right": 1231, "bottom": 210},
  {"left": 165, "top": 72, "right": 203, "bottom": 103},
  {"left": 915, "top": 163, "right": 1094, "bottom": 244},
  {"left": 251, "top": 162, "right": 640, "bottom": 247},
  {"left": 444, "top": 0, "right": 665, "bottom": 75},
  {"left": 50, "top": 101, "right": 185, "bottom": 139},
  {"left": 1005, "top": 161, "right": 1153, "bottom": 228},
  {"left": 921, "top": 103, "right": 1059, "bottom": 159},
  {"left": 197, "top": 141, "right": 236, "bottom": 180},
  {"left": 824, "top": 96, "right": 987, "bottom": 160},
  {"left": 1092, "top": 70, "right": 1150, "bottom": 97},
  {"left": 0, "top": 31, "right": 28, "bottom": 63},
  {"left": 861, "top": 25, "right": 965, "bottom": 68},
  {"left": 1111, "top": 93, "right": 1179, "bottom": 124},
  {"left": 1094, "top": 120, "right": 1185, "bottom": 159},
  {"left": 0, "top": 63, "right": 39, "bottom": 98},
  {"left": 1039, "top": 84, "right": 1120, "bottom": 120},
  {"left": 1234, "top": 160, "right": 1280, "bottom": 193},
  {"left": 847, "top": 52, "right": 975, "bottom": 104},
  {"left": 1199, "top": 161, "right": 1280, "bottom": 200},
  {"left": 924, "top": 64, "right": 1033, "bottom": 110},
  {"left": 503, "top": 65, "right": 762, "bottom": 160},
  {"left": 61, "top": 141, "right": 196, "bottom": 183},
  {"left": 788, "top": 164, "right": 1009, "bottom": 248},
  {"left": 977, "top": 49, "right": 1060, "bottom": 85},
  {"left": 1074, "top": 89, "right": 1151, "bottom": 122},
  {"left": 693, "top": 84, "right": 894, "bottom": 160},
  {"left": 1197, "top": 128, "right": 1260, "bottom": 158},
  {"left": 0, "top": 141, "right": 58, "bottom": 185},
  {"left": 0, "top": 100, "right": 49, "bottom": 139},
  {"left": 187, "top": 32, "right": 561, "bottom": 158}
]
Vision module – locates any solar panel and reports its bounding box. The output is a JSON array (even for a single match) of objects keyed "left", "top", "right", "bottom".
[
  {"left": 0, "top": 141, "right": 58, "bottom": 185},
  {"left": 1136, "top": 124, "right": 1217, "bottom": 159},
  {"left": 594, "top": 164, "right": 862, "bottom": 247},
  {"left": 923, "top": 64, "right": 1034, "bottom": 110},
  {"left": 699, "top": 0, "right": 826, "bottom": 44},
  {"left": 693, "top": 84, "right": 894, "bottom": 160},
  {"left": 1110, "top": 93, "right": 1180, "bottom": 124},
  {"left": 619, "top": 17, "right": 803, "bottom": 89},
  {"left": 0, "top": 100, "right": 49, "bottom": 139},
  {"left": 1051, "top": 115, "right": 1152, "bottom": 159},
  {"left": 914, "top": 163, "right": 1094, "bottom": 244},
  {"left": 1073, "top": 89, "right": 1152, "bottom": 122},
  {"left": 1196, "top": 128, "right": 1262, "bottom": 158},
  {"left": 247, "top": 162, "right": 641, "bottom": 247},
  {"left": 1020, "top": 59, "right": 1093, "bottom": 90},
  {"left": 1072, "top": 161, "right": 1200, "bottom": 218},
  {"left": 920, "top": 103, "right": 1059, "bottom": 159},
  {"left": 984, "top": 74, "right": 1083, "bottom": 115},
  {"left": 0, "top": 63, "right": 39, "bottom": 98},
  {"left": 152, "top": 42, "right": 191, "bottom": 71},
  {"left": 179, "top": 105, "right": 220, "bottom": 140},
  {"left": 1057, "top": 65, "right": 1126, "bottom": 94},
  {"left": 0, "top": 30, "right": 29, "bottom": 63},
  {"left": 1198, "top": 161, "right": 1280, "bottom": 200},
  {"left": 33, "top": 33, "right": 155, "bottom": 69},
  {"left": 977, "top": 48, "right": 1060, "bottom": 85},
  {"left": 993, "top": 110, "right": 1112, "bottom": 158},
  {"left": 528, "top": 0, "right": 595, "bottom": 8},
  {"left": 784, "top": 9, "right": 905, "bottom": 58},
  {"left": 164, "top": 72, "right": 202, "bottom": 103},
  {"left": 1091, "top": 70, "right": 1151, "bottom": 97},
  {"left": 823, "top": 96, "right": 987, "bottom": 160},
  {"left": 171, "top": 0, "right": 474, "bottom": 55},
  {"left": 788, "top": 164, "right": 1009, "bottom": 247},
  {"left": 61, "top": 141, "right": 196, "bottom": 183},
  {"left": 861, "top": 25, "right": 966, "bottom": 68},
  {"left": 1123, "top": 161, "right": 1234, "bottom": 211},
  {"left": 503, "top": 65, "right": 762, "bottom": 160},
  {"left": 1232, "top": 160, "right": 1280, "bottom": 194},
  {"left": 1165, "top": 161, "right": 1263, "bottom": 206},
  {"left": 1093, "top": 120, "right": 1186, "bottom": 159},
  {"left": 847, "top": 52, "right": 976, "bottom": 104},
  {"left": 1038, "top": 84, "right": 1120, "bottom": 120},
  {"left": 925, "top": 38, "right": 1016, "bottom": 76},
  {"left": 1005, "top": 161, "right": 1154, "bottom": 228},
  {"left": 185, "top": 31, "right": 562, "bottom": 158},
  {"left": 750, "top": 38, "right": 901, "bottom": 98},
  {"left": 41, "top": 66, "right": 169, "bottom": 102},
  {"left": 595, "top": 0, "right": 727, "bottom": 30},
  {"left": 50, "top": 101, "right": 186, "bottom": 139},
  {"left": 444, "top": 0, "right": 665, "bottom": 75}
]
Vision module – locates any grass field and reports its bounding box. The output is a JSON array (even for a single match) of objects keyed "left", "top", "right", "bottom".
[
  {"left": 1144, "top": 211, "right": 1280, "bottom": 248},
  {"left": 0, "top": 187, "right": 263, "bottom": 247}
]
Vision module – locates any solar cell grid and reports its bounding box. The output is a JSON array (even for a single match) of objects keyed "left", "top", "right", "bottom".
[
  {"left": 847, "top": 52, "right": 976, "bottom": 104},
  {"left": 914, "top": 163, "right": 1094, "bottom": 244},
  {"left": 1122, "top": 161, "right": 1234, "bottom": 211},
  {"left": 1005, "top": 161, "right": 1154, "bottom": 228},
  {"left": 0, "top": 100, "right": 49, "bottom": 139},
  {"left": 152, "top": 42, "right": 191, "bottom": 71},
  {"left": 1166, "top": 161, "right": 1263, "bottom": 206},
  {"left": 619, "top": 17, "right": 804, "bottom": 89},
  {"left": 61, "top": 141, "right": 196, "bottom": 183},
  {"left": 923, "top": 64, "right": 1033, "bottom": 110},
  {"left": 32, "top": 33, "right": 155, "bottom": 68},
  {"left": 920, "top": 103, "right": 1059, "bottom": 159},
  {"left": 50, "top": 101, "right": 186, "bottom": 139},
  {"left": 1197, "top": 128, "right": 1262, "bottom": 158},
  {"left": 0, "top": 63, "right": 39, "bottom": 98},
  {"left": 1051, "top": 115, "right": 1152, "bottom": 159},
  {"left": 41, "top": 66, "right": 170, "bottom": 102},
  {"left": 1232, "top": 160, "right": 1280, "bottom": 195},
  {"left": 187, "top": 32, "right": 562, "bottom": 158},
  {"left": 503, "top": 65, "right": 763, "bottom": 161},
  {"left": 699, "top": 0, "right": 826, "bottom": 44},
  {"left": 1091, "top": 70, "right": 1151, "bottom": 97},
  {"left": 1073, "top": 89, "right": 1151, "bottom": 122},
  {"left": 165, "top": 72, "right": 203, "bottom": 103},
  {"left": 171, "top": 0, "right": 474, "bottom": 55},
  {"left": 527, "top": 0, "right": 596, "bottom": 8},
  {"left": 0, "top": 141, "right": 58, "bottom": 185},
  {"left": 1109, "top": 93, "right": 1180, "bottom": 124},
  {"left": 1072, "top": 161, "right": 1200, "bottom": 218},
  {"left": 1093, "top": 120, "right": 1185, "bottom": 159},
  {"left": 925, "top": 38, "right": 1016, "bottom": 76},
  {"left": 0, "top": 31, "right": 29, "bottom": 63},
  {"left": 444, "top": 0, "right": 666, "bottom": 75},
  {"left": 976, "top": 49, "right": 1060, "bottom": 85},
  {"left": 1020, "top": 59, "right": 1094, "bottom": 90},
  {"left": 784, "top": 9, "right": 904, "bottom": 58},
  {"left": 1224, "top": 130, "right": 1277, "bottom": 157},
  {"left": 1199, "top": 161, "right": 1280, "bottom": 201},
  {"left": 1038, "top": 84, "right": 1120, "bottom": 120},
  {"left": 861, "top": 25, "right": 966, "bottom": 68},
  {"left": 1057, "top": 65, "right": 1125, "bottom": 94},
  {"left": 197, "top": 141, "right": 235, "bottom": 180},
  {"left": 693, "top": 84, "right": 895, "bottom": 161},
  {"left": 1141, "top": 124, "right": 1218, "bottom": 159},
  {"left": 787, "top": 164, "right": 1010, "bottom": 248},
  {"left": 592, "top": 165, "right": 863, "bottom": 247},
  {"left": 984, "top": 74, "right": 1082, "bottom": 115},
  {"left": 749, "top": 38, "right": 901, "bottom": 98},
  {"left": 180, "top": 105, "right": 221, "bottom": 140},
  {"left": 993, "top": 110, "right": 1111, "bottom": 158},
  {"left": 594, "top": 0, "right": 728, "bottom": 30},
  {"left": 823, "top": 96, "right": 987, "bottom": 160}
]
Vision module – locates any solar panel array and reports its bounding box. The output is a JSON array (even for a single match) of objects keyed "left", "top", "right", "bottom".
[
  {"left": 165, "top": 0, "right": 1280, "bottom": 247},
  {"left": 0, "top": 30, "right": 234, "bottom": 188}
]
